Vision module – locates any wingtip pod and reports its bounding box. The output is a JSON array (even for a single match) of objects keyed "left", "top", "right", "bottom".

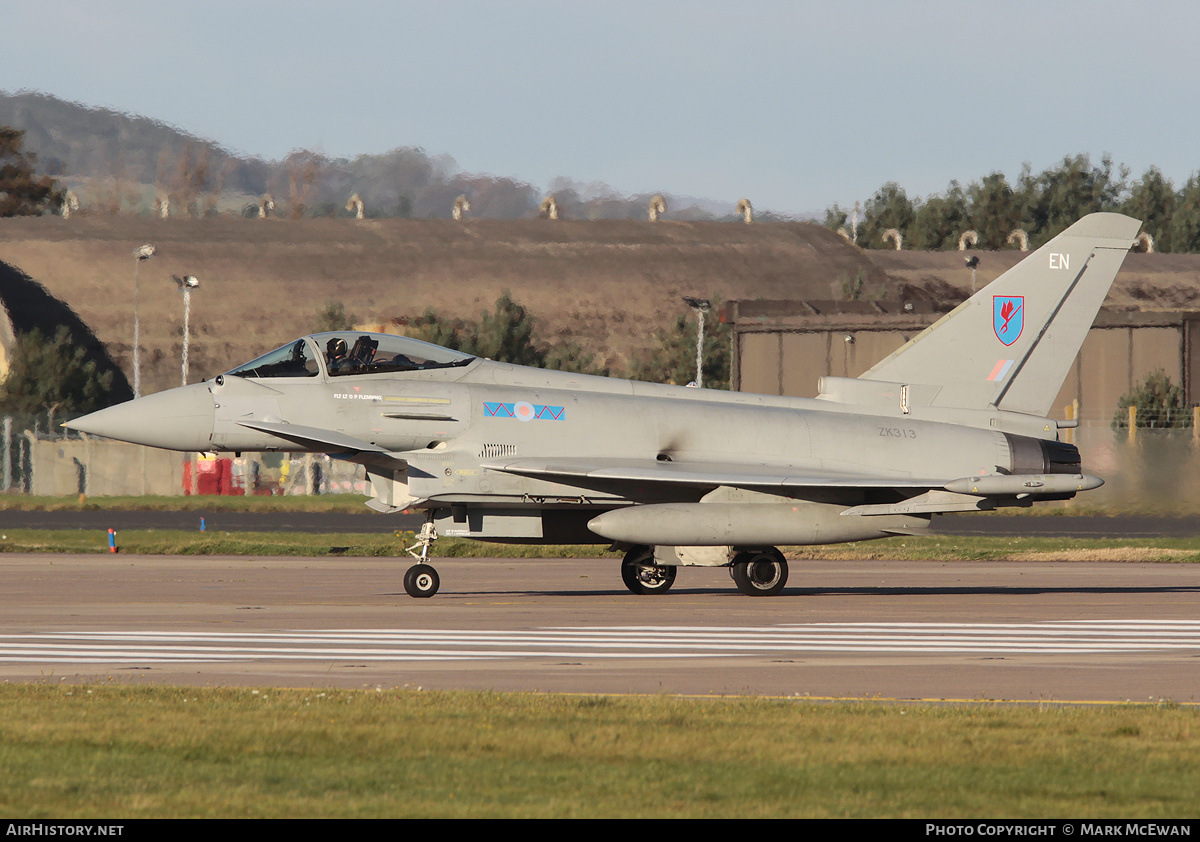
[{"left": 944, "top": 474, "right": 1103, "bottom": 496}]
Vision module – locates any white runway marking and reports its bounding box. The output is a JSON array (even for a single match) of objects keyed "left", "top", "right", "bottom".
[{"left": 2, "top": 620, "right": 1200, "bottom": 664}]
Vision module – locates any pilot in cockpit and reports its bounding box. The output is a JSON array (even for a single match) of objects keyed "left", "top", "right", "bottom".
[{"left": 326, "top": 337, "right": 352, "bottom": 373}]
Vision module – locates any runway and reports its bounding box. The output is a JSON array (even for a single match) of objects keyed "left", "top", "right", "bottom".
[{"left": 2, "top": 553, "right": 1198, "bottom": 702}]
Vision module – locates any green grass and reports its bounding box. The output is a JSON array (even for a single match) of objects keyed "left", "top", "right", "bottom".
[
  {"left": 0, "top": 685, "right": 1195, "bottom": 818},
  {"left": 0, "top": 529, "right": 617, "bottom": 557},
  {"left": 4, "top": 493, "right": 1200, "bottom": 517},
  {"left": 794, "top": 534, "right": 1200, "bottom": 563},
  {"left": 0, "top": 494, "right": 372, "bottom": 512},
  {"left": 1, "top": 528, "right": 1198, "bottom": 562}
]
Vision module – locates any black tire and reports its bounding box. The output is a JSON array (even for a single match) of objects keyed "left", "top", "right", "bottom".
[
  {"left": 620, "top": 546, "right": 677, "bottom": 595},
  {"left": 404, "top": 563, "right": 440, "bottom": 598},
  {"left": 730, "top": 549, "right": 788, "bottom": 596}
]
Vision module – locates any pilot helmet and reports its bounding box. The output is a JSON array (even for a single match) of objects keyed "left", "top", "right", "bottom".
[{"left": 326, "top": 337, "right": 347, "bottom": 358}]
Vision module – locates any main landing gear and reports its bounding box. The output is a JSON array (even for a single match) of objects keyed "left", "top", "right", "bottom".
[
  {"left": 728, "top": 548, "right": 789, "bottom": 597},
  {"left": 619, "top": 545, "right": 789, "bottom": 596},
  {"left": 403, "top": 520, "right": 440, "bottom": 598}
]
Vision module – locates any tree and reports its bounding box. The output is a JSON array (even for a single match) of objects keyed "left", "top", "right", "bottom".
[
  {"left": 0, "top": 326, "right": 117, "bottom": 421},
  {"left": 313, "top": 299, "right": 358, "bottom": 332},
  {"left": 409, "top": 293, "right": 607, "bottom": 376},
  {"left": 1122, "top": 167, "right": 1176, "bottom": 252},
  {"left": 908, "top": 182, "right": 969, "bottom": 250},
  {"left": 0, "top": 126, "right": 63, "bottom": 216},
  {"left": 1022, "top": 154, "right": 1126, "bottom": 247},
  {"left": 1168, "top": 174, "right": 1200, "bottom": 254},
  {"left": 472, "top": 292, "right": 544, "bottom": 367},
  {"left": 967, "top": 171, "right": 1027, "bottom": 249},
  {"left": 855, "top": 183, "right": 916, "bottom": 249},
  {"left": 822, "top": 203, "right": 850, "bottom": 238},
  {"left": 629, "top": 304, "right": 730, "bottom": 389},
  {"left": 282, "top": 148, "right": 326, "bottom": 218},
  {"left": 1112, "top": 369, "right": 1192, "bottom": 430}
]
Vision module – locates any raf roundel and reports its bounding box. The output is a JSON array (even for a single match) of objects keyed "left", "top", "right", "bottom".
[{"left": 513, "top": 401, "right": 536, "bottom": 422}]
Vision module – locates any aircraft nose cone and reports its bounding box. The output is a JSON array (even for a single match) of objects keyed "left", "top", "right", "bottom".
[{"left": 65, "top": 383, "right": 214, "bottom": 451}]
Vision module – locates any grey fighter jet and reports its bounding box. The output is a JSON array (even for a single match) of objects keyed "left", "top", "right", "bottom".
[{"left": 67, "top": 213, "right": 1142, "bottom": 598}]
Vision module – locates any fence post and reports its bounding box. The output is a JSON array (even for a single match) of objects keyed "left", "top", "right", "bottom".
[
  {"left": 304, "top": 453, "right": 316, "bottom": 495},
  {"left": 1128, "top": 405, "right": 1137, "bottom": 443},
  {"left": 2, "top": 416, "right": 10, "bottom": 492},
  {"left": 22, "top": 431, "right": 36, "bottom": 494}
]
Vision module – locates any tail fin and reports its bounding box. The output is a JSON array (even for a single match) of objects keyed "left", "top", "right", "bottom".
[{"left": 861, "top": 212, "right": 1141, "bottom": 416}]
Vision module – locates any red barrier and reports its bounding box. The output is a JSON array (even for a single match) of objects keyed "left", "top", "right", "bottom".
[{"left": 182, "top": 457, "right": 234, "bottom": 495}]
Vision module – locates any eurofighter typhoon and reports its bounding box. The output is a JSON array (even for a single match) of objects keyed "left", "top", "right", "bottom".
[{"left": 67, "top": 213, "right": 1142, "bottom": 598}]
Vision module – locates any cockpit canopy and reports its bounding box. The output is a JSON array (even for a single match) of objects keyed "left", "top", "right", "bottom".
[{"left": 226, "top": 332, "right": 475, "bottom": 379}]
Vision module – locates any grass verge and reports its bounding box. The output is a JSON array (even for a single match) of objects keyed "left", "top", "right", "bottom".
[
  {"left": 1, "top": 685, "right": 1196, "bottom": 818},
  {"left": 0, "top": 494, "right": 372, "bottom": 512},
  {"left": 1, "top": 530, "right": 1199, "bottom": 562},
  {"left": 4, "top": 494, "right": 1200, "bottom": 517}
]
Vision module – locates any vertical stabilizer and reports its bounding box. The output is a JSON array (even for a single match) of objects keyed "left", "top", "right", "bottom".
[{"left": 861, "top": 213, "right": 1141, "bottom": 416}]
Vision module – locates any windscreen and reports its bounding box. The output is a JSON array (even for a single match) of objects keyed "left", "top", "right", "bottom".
[{"left": 227, "top": 339, "right": 319, "bottom": 378}]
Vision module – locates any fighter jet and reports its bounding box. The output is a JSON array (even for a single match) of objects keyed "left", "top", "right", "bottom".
[{"left": 67, "top": 213, "right": 1142, "bottom": 598}]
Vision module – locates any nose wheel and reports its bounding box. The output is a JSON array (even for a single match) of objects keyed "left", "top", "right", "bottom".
[
  {"left": 403, "top": 563, "right": 440, "bottom": 598},
  {"left": 403, "top": 519, "right": 441, "bottom": 598}
]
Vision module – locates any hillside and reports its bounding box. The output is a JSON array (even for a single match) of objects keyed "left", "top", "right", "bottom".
[
  {"left": 0, "top": 91, "right": 754, "bottom": 222},
  {"left": 867, "top": 248, "right": 1200, "bottom": 311},
  {"left": 0, "top": 217, "right": 890, "bottom": 394},
  {"left": 2, "top": 216, "right": 1196, "bottom": 398}
]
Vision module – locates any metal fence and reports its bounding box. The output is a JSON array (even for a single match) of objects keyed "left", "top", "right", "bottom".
[
  {"left": 1, "top": 416, "right": 370, "bottom": 497},
  {"left": 3, "top": 415, "right": 1198, "bottom": 509}
]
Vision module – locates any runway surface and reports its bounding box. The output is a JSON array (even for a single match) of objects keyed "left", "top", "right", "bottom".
[{"left": 2, "top": 553, "right": 1197, "bottom": 702}]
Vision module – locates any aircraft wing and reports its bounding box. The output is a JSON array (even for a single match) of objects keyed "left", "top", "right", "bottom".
[
  {"left": 478, "top": 456, "right": 944, "bottom": 489},
  {"left": 480, "top": 457, "right": 1103, "bottom": 514},
  {"left": 236, "top": 420, "right": 407, "bottom": 469}
]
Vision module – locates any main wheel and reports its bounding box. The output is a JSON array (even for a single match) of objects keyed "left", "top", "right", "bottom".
[
  {"left": 404, "top": 563, "right": 440, "bottom": 598},
  {"left": 620, "top": 546, "right": 677, "bottom": 595},
  {"left": 730, "top": 549, "right": 788, "bottom": 596}
]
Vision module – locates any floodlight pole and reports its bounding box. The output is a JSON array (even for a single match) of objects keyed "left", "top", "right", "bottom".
[
  {"left": 182, "top": 285, "right": 191, "bottom": 386},
  {"left": 132, "top": 244, "right": 156, "bottom": 398},
  {"left": 173, "top": 275, "right": 200, "bottom": 386},
  {"left": 682, "top": 296, "right": 712, "bottom": 388},
  {"left": 965, "top": 255, "right": 980, "bottom": 294}
]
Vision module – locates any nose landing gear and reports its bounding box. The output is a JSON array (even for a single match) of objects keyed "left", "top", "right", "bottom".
[{"left": 403, "top": 519, "right": 440, "bottom": 598}]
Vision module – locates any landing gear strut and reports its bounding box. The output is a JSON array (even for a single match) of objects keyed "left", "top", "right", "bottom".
[
  {"left": 730, "top": 548, "right": 788, "bottom": 596},
  {"left": 620, "top": 545, "right": 677, "bottom": 595},
  {"left": 403, "top": 519, "right": 440, "bottom": 598}
]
